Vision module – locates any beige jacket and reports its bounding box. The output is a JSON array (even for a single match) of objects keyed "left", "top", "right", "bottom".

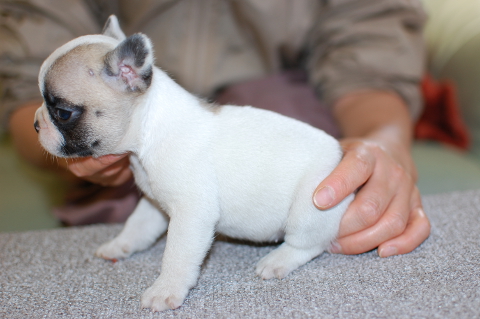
[{"left": 0, "top": 0, "right": 426, "bottom": 133}]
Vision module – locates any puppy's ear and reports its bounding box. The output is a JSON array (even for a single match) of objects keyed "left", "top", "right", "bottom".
[
  {"left": 103, "top": 33, "right": 154, "bottom": 93},
  {"left": 102, "top": 15, "right": 126, "bottom": 41}
]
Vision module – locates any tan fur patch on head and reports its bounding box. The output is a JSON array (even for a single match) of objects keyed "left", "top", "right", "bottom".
[{"left": 44, "top": 43, "right": 118, "bottom": 103}]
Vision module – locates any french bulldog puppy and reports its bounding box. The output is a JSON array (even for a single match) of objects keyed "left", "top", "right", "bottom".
[{"left": 34, "top": 15, "right": 354, "bottom": 312}]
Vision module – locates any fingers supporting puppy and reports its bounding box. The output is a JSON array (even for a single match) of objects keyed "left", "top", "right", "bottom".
[
  {"left": 336, "top": 178, "right": 393, "bottom": 238},
  {"left": 331, "top": 178, "right": 413, "bottom": 255},
  {"left": 335, "top": 147, "right": 409, "bottom": 238},
  {"left": 66, "top": 154, "right": 132, "bottom": 186},
  {"left": 377, "top": 189, "right": 430, "bottom": 257}
]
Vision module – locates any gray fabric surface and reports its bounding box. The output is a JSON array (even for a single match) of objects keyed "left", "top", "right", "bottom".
[{"left": 1, "top": 189, "right": 479, "bottom": 318}]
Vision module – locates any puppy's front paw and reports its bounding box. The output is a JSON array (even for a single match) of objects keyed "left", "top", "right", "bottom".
[
  {"left": 256, "top": 252, "right": 294, "bottom": 280},
  {"left": 95, "top": 238, "right": 134, "bottom": 260},
  {"left": 141, "top": 282, "right": 189, "bottom": 312}
]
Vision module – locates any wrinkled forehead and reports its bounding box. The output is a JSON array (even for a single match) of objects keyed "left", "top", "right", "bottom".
[{"left": 39, "top": 34, "right": 119, "bottom": 92}]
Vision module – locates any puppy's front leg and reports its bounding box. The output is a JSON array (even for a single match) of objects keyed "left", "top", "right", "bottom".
[
  {"left": 96, "top": 197, "right": 168, "bottom": 260},
  {"left": 141, "top": 210, "right": 217, "bottom": 312}
]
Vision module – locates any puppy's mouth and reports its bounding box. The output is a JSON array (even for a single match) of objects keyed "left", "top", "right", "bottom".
[
  {"left": 58, "top": 131, "right": 99, "bottom": 157},
  {"left": 59, "top": 133, "right": 102, "bottom": 158},
  {"left": 63, "top": 142, "right": 97, "bottom": 158},
  {"left": 61, "top": 143, "right": 95, "bottom": 157}
]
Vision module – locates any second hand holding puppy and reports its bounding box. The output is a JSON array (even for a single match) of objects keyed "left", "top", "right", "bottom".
[
  {"left": 314, "top": 91, "right": 430, "bottom": 258},
  {"left": 66, "top": 154, "right": 132, "bottom": 187}
]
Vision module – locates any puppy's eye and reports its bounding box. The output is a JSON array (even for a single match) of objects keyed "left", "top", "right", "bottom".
[{"left": 55, "top": 108, "right": 72, "bottom": 121}]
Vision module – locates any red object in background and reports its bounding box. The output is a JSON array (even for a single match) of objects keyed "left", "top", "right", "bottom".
[{"left": 415, "top": 74, "right": 470, "bottom": 150}]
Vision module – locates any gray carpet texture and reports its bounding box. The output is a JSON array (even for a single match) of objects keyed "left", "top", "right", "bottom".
[{"left": 1, "top": 189, "right": 480, "bottom": 318}]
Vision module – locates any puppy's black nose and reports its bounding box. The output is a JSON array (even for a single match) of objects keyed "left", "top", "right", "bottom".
[{"left": 34, "top": 121, "right": 40, "bottom": 133}]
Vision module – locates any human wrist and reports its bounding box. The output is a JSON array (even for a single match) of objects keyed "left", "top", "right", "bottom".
[
  {"left": 334, "top": 90, "right": 417, "bottom": 179},
  {"left": 335, "top": 90, "right": 412, "bottom": 145}
]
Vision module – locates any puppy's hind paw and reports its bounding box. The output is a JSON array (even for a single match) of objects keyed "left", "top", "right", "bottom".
[
  {"left": 255, "top": 243, "right": 320, "bottom": 280},
  {"left": 256, "top": 260, "right": 292, "bottom": 280},
  {"left": 95, "top": 239, "right": 133, "bottom": 260},
  {"left": 141, "top": 284, "right": 188, "bottom": 312}
]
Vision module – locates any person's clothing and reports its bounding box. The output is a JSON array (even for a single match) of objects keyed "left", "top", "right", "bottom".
[
  {"left": 0, "top": 0, "right": 427, "bottom": 225},
  {"left": 0, "top": 0, "right": 426, "bottom": 134},
  {"left": 53, "top": 179, "right": 141, "bottom": 226},
  {"left": 215, "top": 69, "right": 341, "bottom": 138}
]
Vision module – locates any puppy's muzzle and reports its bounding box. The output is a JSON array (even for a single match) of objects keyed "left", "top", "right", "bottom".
[{"left": 34, "top": 120, "right": 40, "bottom": 133}]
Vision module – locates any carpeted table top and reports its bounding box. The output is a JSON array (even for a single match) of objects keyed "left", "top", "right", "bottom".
[{"left": 1, "top": 189, "right": 480, "bottom": 318}]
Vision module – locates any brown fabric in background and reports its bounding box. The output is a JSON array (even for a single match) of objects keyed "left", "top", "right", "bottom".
[{"left": 215, "top": 70, "right": 341, "bottom": 138}]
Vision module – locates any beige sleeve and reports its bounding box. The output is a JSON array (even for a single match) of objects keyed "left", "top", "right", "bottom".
[{"left": 307, "top": 0, "right": 427, "bottom": 119}]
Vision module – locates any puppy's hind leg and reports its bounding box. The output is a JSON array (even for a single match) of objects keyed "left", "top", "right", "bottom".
[
  {"left": 96, "top": 197, "right": 168, "bottom": 260},
  {"left": 256, "top": 182, "right": 352, "bottom": 280}
]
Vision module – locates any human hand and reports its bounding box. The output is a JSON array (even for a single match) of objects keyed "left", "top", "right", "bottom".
[
  {"left": 64, "top": 154, "right": 133, "bottom": 187},
  {"left": 313, "top": 138, "right": 430, "bottom": 257}
]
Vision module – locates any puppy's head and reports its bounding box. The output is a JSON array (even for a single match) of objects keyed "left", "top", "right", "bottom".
[{"left": 34, "top": 15, "right": 154, "bottom": 158}]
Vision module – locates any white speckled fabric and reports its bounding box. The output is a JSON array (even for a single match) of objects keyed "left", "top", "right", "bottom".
[{"left": 1, "top": 189, "right": 480, "bottom": 318}]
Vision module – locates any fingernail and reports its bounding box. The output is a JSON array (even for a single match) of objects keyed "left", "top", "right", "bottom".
[
  {"left": 378, "top": 246, "right": 398, "bottom": 258},
  {"left": 328, "top": 242, "right": 342, "bottom": 254},
  {"left": 416, "top": 207, "right": 426, "bottom": 218},
  {"left": 313, "top": 186, "right": 335, "bottom": 209}
]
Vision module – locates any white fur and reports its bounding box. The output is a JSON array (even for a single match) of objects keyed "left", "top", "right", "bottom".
[{"left": 35, "top": 17, "right": 354, "bottom": 312}]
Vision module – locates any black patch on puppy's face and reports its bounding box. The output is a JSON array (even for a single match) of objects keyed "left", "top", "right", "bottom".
[{"left": 43, "top": 82, "right": 94, "bottom": 157}]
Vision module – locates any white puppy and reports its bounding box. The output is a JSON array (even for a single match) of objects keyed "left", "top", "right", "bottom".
[{"left": 34, "top": 16, "right": 354, "bottom": 312}]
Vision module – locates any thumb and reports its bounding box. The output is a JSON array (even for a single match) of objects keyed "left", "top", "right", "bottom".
[{"left": 313, "top": 148, "right": 374, "bottom": 209}]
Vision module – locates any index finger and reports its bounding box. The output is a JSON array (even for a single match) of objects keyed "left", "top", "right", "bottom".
[
  {"left": 67, "top": 154, "right": 129, "bottom": 178},
  {"left": 96, "top": 154, "right": 130, "bottom": 165},
  {"left": 313, "top": 146, "right": 374, "bottom": 210}
]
